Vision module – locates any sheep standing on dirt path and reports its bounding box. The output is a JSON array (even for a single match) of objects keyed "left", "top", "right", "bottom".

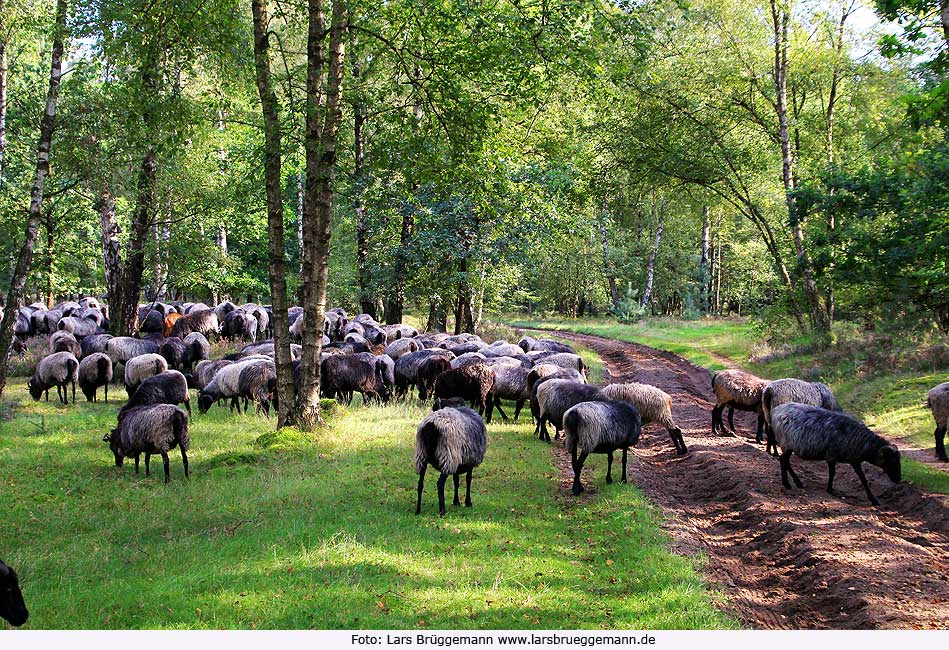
[
  {"left": 762, "top": 378, "right": 841, "bottom": 456},
  {"left": 711, "top": 369, "right": 769, "bottom": 441},
  {"left": 563, "top": 399, "right": 642, "bottom": 495},
  {"left": 602, "top": 383, "right": 687, "bottom": 455},
  {"left": 926, "top": 382, "right": 949, "bottom": 462}
]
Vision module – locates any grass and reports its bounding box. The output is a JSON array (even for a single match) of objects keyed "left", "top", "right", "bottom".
[
  {"left": 508, "top": 315, "right": 949, "bottom": 495},
  {"left": 0, "top": 378, "right": 734, "bottom": 630}
]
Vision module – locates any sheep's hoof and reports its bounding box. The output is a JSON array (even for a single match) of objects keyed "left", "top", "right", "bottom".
[
  {"left": 606, "top": 476, "right": 613, "bottom": 484},
  {"left": 572, "top": 484, "right": 583, "bottom": 496},
  {"left": 869, "top": 497, "right": 880, "bottom": 507},
  {"left": 465, "top": 501, "right": 472, "bottom": 507},
  {"left": 438, "top": 509, "right": 446, "bottom": 517},
  {"left": 782, "top": 481, "right": 792, "bottom": 489}
]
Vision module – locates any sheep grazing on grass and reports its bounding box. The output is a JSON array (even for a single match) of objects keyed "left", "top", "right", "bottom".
[
  {"left": 0, "top": 560, "right": 28, "bottom": 627},
  {"left": 321, "top": 355, "right": 388, "bottom": 406},
  {"left": 433, "top": 364, "right": 496, "bottom": 419},
  {"left": 535, "top": 379, "right": 605, "bottom": 443},
  {"left": 564, "top": 399, "right": 642, "bottom": 495},
  {"left": 926, "top": 382, "right": 949, "bottom": 462},
  {"left": 106, "top": 336, "right": 160, "bottom": 368},
  {"left": 414, "top": 402, "right": 487, "bottom": 516},
  {"left": 601, "top": 383, "right": 687, "bottom": 455},
  {"left": 49, "top": 330, "right": 81, "bottom": 357},
  {"left": 170, "top": 308, "right": 220, "bottom": 340},
  {"left": 198, "top": 358, "right": 271, "bottom": 413},
  {"left": 486, "top": 363, "right": 530, "bottom": 423},
  {"left": 29, "top": 351, "right": 79, "bottom": 404},
  {"left": 394, "top": 349, "right": 453, "bottom": 399},
  {"left": 80, "top": 333, "right": 113, "bottom": 358},
  {"left": 189, "top": 359, "right": 233, "bottom": 391},
  {"left": 104, "top": 404, "right": 190, "bottom": 483},
  {"left": 78, "top": 353, "right": 113, "bottom": 402},
  {"left": 124, "top": 353, "right": 169, "bottom": 397},
  {"left": 762, "top": 378, "right": 842, "bottom": 455},
  {"left": 528, "top": 366, "right": 586, "bottom": 426},
  {"left": 120, "top": 370, "right": 191, "bottom": 417},
  {"left": 769, "top": 403, "right": 901, "bottom": 506},
  {"left": 238, "top": 362, "right": 277, "bottom": 415},
  {"left": 711, "top": 369, "right": 769, "bottom": 440},
  {"left": 158, "top": 337, "right": 187, "bottom": 371},
  {"left": 417, "top": 356, "right": 452, "bottom": 400}
]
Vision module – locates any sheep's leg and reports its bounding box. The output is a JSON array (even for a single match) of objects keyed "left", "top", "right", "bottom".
[
  {"left": 572, "top": 451, "right": 588, "bottom": 495},
  {"left": 727, "top": 407, "right": 736, "bottom": 435},
  {"left": 104, "top": 383, "right": 108, "bottom": 403},
  {"left": 72, "top": 381, "right": 76, "bottom": 404},
  {"left": 755, "top": 413, "right": 765, "bottom": 443},
  {"left": 161, "top": 452, "right": 171, "bottom": 484},
  {"left": 45, "top": 389, "right": 49, "bottom": 402},
  {"left": 538, "top": 417, "right": 549, "bottom": 442},
  {"left": 415, "top": 465, "right": 426, "bottom": 515},
  {"left": 852, "top": 462, "right": 879, "bottom": 506},
  {"left": 606, "top": 452, "right": 614, "bottom": 484},
  {"left": 452, "top": 473, "right": 461, "bottom": 506},
  {"left": 621, "top": 447, "right": 629, "bottom": 483},
  {"left": 710, "top": 406, "right": 721, "bottom": 435},
  {"left": 826, "top": 461, "right": 837, "bottom": 495},
  {"left": 779, "top": 450, "right": 792, "bottom": 489},
  {"left": 144, "top": 453, "right": 151, "bottom": 477},
  {"left": 184, "top": 399, "right": 192, "bottom": 417},
  {"left": 181, "top": 448, "right": 189, "bottom": 478},
  {"left": 669, "top": 427, "right": 687, "bottom": 455},
  {"left": 513, "top": 399, "right": 524, "bottom": 422},
  {"left": 935, "top": 426, "right": 947, "bottom": 462},
  {"left": 484, "top": 398, "right": 493, "bottom": 423},
  {"left": 436, "top": 473, "right": 448, "bottom": 516},
  {"left": 493, "top": 398, "right": 509, "bottom": 422},
  {"left": 785, "top": 454, "right": 803, "bottom": 488},
  {"left": 465, "top": 469, "right": 473, "bottom": 507},
  {"left": 134, "top": 455, "right": 140, "bottom": 474}
]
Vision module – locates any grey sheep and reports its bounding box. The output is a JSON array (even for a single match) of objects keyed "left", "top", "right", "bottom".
[
  {"left": 394, "top": 349, "right": 455, "bottom": 399},
  {"left": 354, "top": 352, "right": 395, "bottom": 393},
  {"left": 601, "top": 383, "right": 687, "bottom": 455},
  {"left": 124, "top": 353, "right": 169, "bottom": 397},
  {"left": 57, "top": 315, "right": 100, "bottom": 339},
  {"left": 711, "top": 369, "right": 769, "bottom": 440},
  {"left": 78, "top": 352, "right": 113, "bottom": 402},
  {"left": 106, "top": 337, "right": 159, "bottom": 368},
  {"left": 536, "top": 379, "right": 606, "bottom": 443},
  {"left": 486, "top": 363, "right": 530, "bottom": 423},
  {"left": 770, "top": 403, "right": 901, "bottom": 506},
  {"left": 198, "top": 358, "right": 272, "bottom": 413},
  {"left": 528, "top": 367, "right": 588, "bottom": 433},
  {"left": 190, "top": 359, "right": 233, "bottom": 391},
  {"left": 80, "top": 333, "right": 113, "bottom": 358},
  {"left": 104, "top": 404, "right": 190, "bottom": 483},
  {"left": 170, "top": 309, "right": 220, "bottom": 339},
  {"left": 926, "top": 382, "right": 949, "bottom": 462},
  {"left": 49, "top": 330, "right": 81, "bottom": 357},
  {"left": 158, "top": 337, "right": 187, "bottom": 371},
  {"left": 433, "top": 363, "right": 496, "bottom": 418},
  {"left": 564, "top": 399, "right": 642, "bottom": 495},
  {"left": 186, "top": 302, "right": 211, "bottom": 315},
  {"left": 762, "top": 378, "right": 842, "bottom": 456},
  {"left": 451, "top": 352, "right": 488, "bottom": 368},
  {"left": 182, "top": 331, "right": 211, "bottom": 372},
  {"left": 414, "top": 402, "right": 487, "bottom": 516},
  {"left": 238, "top": 362, "right": 278, "bottom": 415},
  {"left": 535, "top": 352, "right": 588, "bottom": 377},
  {"left": 28, "top": 351, "right": 79, "bottom": 404},
  {"left": 385, "top": 337, "right": 421, "bottom": 360},
  {"left": 120, "top": 370, "right": 191, "bottom": 417}
]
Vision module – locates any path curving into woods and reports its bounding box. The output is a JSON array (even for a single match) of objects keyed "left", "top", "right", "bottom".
[{"left": 530, "top": 329, "right": 949, "bottom": 630}]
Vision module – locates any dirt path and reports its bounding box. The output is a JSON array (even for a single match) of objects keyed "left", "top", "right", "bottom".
[{"left": 533, "top": 329, "right": 949, "bottom": 630}]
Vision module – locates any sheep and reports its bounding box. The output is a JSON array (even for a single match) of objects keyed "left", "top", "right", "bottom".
[
  {"left": 78, "top": 307, "right": 105, "bottom": 327},
  {"left": 198, "top": 358, "right": 272, "bottom": 413},
  {"left": 138, "top": 309, "right": 165, "bottom": 335},
  {"left": 353, "top": 352, "right": 396, "bottom": 394},
  {"left": 761, "top": 378, "right": 842, "bottom": 455},
  {"left": 186, "top": 302, "right": 211, "bottom": 315},
  {"left": 563, "top": 400, "right": 642, "bottom": 495},
  {"left": 190, "top": 359, "right": 233, "bottom": 390},
  {"left": 14, "top": 308, "right": 34, "bottom": 340},
  {"left": 182, "top": 331, "right": 211, "bottom": 372},
  {"left": 39, "top": 308, "right": 63, "bottom": 335},
  {"left": 106, "top": 336, "right": 160, "bottom": 368},
  {"left": 535, "top": 352, "right": 588, "bottom": 377},
  {"left": 163, "top": 312, "right": 182, "bottom": 336},
  {"left": 120, "top": 370, "right": 191, "bottom": 416},
  {"left": 517, "top": 336, "right": 537, "bottom": 353},
  {"left": 31, "top": 308, "right": 52, "bottom": 334},
  {"left": 394, "top": 349, "right": 454, "bottom": 399},
  {"left": 414, "top": 402, "right": 487, "bottom": 516},
  {"left": 711, "top": 369, "right": 769, "bottom": 440},
  {"left": 414, "top": 355, "right": 452, "bottom": 400},
  {"left": 49, "top": 330, "right": 81, "bottom": 357},
  {"left": 57, "top": 315, "right": 100, "bottom": 339},
  {"left": 481, "top": 342, "right": 524, "bottom": 358},
  {"left": 601, "top": 383, "right": 687, "bottom": 455},
  {"left": 433, "top": 364, "right": 496, "bottom": 419},
  {"left": 769, "top": 403, "right": 901, "bottom": 506},
  {"left": 104, "top": 404, "right": 190, "bottom": 483},
  {"left": 158, "top": 337, "right": 187, "bottom": 371},
  {"left": 222, "top": 309, "right": 258, "bottom": 342},
  {"left": 385, "top": 337, "right": 421, "bottom": 360},
  {"left": 528, "top": 367, "right": 587, "bottom": 428},
  {"left": 79, "top": 296, "right": 101, "bottom": 310},
  {"left": 78, "top": 353, "right": 113, "bottom": 402},
  {"left": 213, "top": 300, "right": 237, "bottom": 321},
  {"left": 536, "top": 379, "right": 606, "bottom": 443},
  {"left": 238, "top": 362, "right": 278, "bottom": 415},
  {"left": 170, "top": 309, "right": 220, "bottom": 339},
  {"left": 28, "top": 351, "right": 79, "bottom": 404},
  {"left": 0, "top": 560, "right": 28, "bottom": 627},
  {"left": 124, "top": 353, "right": 169, "bottom": 397},
  {"left": 53, "top": 300, "right": 81, "bottom": 316},
  {"left": 320, "top": 355, "right": 388, "bottom": 405},
  {"left": 926, "top": 382, "right": 949, "bottom": 462},
  {"left": 80, "top": 333, "right": 113, "bottom": 358},
  {"left": 344, "top": 332, "right": 369, "bottom": 348},
  {"left": 446, "top": 341, "right": 484, "bottom": 356},
  {"left": 451, "top": 352, "right": 488, "bottom": 369},
  {"left": 361, "top": 323, "right": 388, "bottom": 346},
  {"left": 486, "top": 363, "right": 530, "bottom": 423},
  {"left": 532, "top": 338, "right": 575, "bottom": 353}
]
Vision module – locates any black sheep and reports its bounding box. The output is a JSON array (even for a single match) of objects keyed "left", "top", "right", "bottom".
[
  {"left": 0, "top": 560, "right": 28, "bottom": 627},
  {"left": 158, "top": 336, "right": 187, "bottom": 371},
  {"left": 433, "top": 364, "right": 496, "bottom": 420}
]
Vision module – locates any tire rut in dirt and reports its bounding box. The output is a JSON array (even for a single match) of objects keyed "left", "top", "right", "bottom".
[{"left": 531, "top": 329, "right": 949, "bottom": 629}]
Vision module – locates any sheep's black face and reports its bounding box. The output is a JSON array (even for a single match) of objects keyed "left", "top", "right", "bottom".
[
  {"left": 26, "top": 381, "right": 42, "bottom": 401},
  {"left": 878, "top": 446, "right": 901, "bottom": 483},
  {"left": 197, "top": 392, "right": 214, "bottom": 414},
  {"left": 105, "top": 429, "right": 125, "bottom": 466},
  {"left": 0, "top": 562, "right": 29, "bottom": 627}
]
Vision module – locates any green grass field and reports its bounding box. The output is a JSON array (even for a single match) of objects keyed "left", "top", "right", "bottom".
[
  {"left": 508, "top": 316, "right": 949, "bottom": 495},
  {"left": 0, "top": 378, "right": 734, "bottom": 630}
]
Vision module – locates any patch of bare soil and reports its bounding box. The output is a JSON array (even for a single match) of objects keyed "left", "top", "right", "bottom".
[{"left": 532, "top": 329, "right": 949, "bottom": 630}]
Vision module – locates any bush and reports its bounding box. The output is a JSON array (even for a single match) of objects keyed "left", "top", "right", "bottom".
[
  {"left": 8, "top": 336, "right": 49, "bottom": 378},
  {"left": 611, "top": 284, "right": 646, "bottom": 323}
]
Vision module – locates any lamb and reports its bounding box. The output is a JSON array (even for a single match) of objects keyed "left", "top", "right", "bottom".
[
  {"left": 104, "top": 404, "right": 190, "bottom": 483},
  {"left": 769, "top": 403, "right": 901, "bottom": 506},
  {"left": 601, "top": 383, "right": 687, "bottom": 455},
  {"left": 49, "top": 330, "right": 81, "bottom": 357},
  {"left": 0, "top": 560, "right": 28, "bottom": 627},
  {"left": 433, "top": 364, "right": 496, "bottom": 419},
  {"left": 80, "top": 333, "right": 113, "bottom": 358},
  {"left": 711, "top": 369, "right": 769, "bottom": 441},
  {"left": 414, "top": 402, "right": 487, "bottom": 516},
  {"left": 320, "top": 355, "right": 388, "bottom": 405},
  {"left": 182, "top": 332, "right": 211, "bottom": 372},
  {"left": 106, "top": 336, "right": 160, "bottom": 368},
  {"left": 170, "top": 309, "right": 220, "bottom": 339},
  {"left": 124, "top": 353, "right": 169, "bottom": 397},
  {"left": 28, "top": 351, "right": 79, "bottom": 404},
  {"left": 486, "top": 363, "right": 530, "bottom": 423},
  {"left": 926, "top": 382, "right": 949, "bottom": 462},
  {"left": 385, "top": 337, "right": 421, "bottom": 360},
  {"left": 762, "top": 378, "right": 842, "bottom": 455},
  {"left": 536, "top": 379, "right": 607, "bottom": 442},
  {"left": 563, "top": 400, "right": 642, "bottom": 495},
  {"left": 158, "top": 337, "right": 187, "bottom": 371},
  {"left": 120, "top": 370, "right": 191, "bottom": 417},
  {"left": 78, "top": 353, "right": 113, "bottom": 402}
]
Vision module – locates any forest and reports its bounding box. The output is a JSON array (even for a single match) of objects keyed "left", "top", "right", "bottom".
[{"left": 0, "top": 0, "right": 947, "bottom": 633}]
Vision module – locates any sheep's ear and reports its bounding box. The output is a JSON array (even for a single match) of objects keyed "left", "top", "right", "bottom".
[{"left": 102, "top": 431, "right": 113, "bottom": 442}]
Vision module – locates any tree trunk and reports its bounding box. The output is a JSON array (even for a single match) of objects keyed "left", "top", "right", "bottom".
[
  {"left": 297, "top": 170, "right": 304, "bottom": 275},
  {"left": 45, "top": 213, "right": 55, "bottom": 307},
  {"left": 426, "top": 295, "right": 447, "bottom": 333},
  {"left": 599, "top": 206, "right": 619, "bottom": 310},
  {"left": 941, "top": 0, "right": 949, "bottom": 46},
  {"left": 700, "top": 205, "right": 711, "bottom": 314},
  {"left": 97, "top": 188, "right": 122, "bottom": 311},
  {"left": 385, "top": 208, "right": 413, "bottom": 324},
  {"left": 252, "top": 0, "right": 296, "bottom": 428},
  {"left": 453, "top": 257, "right": 474, "bottom": 335},
  {"left": 715, "top": 239, "right": 722, "bottom": 314},
  {"left": 770, "top": 0, "right": 828, "bottom": 336},
  {"left": 297, "top": 0, "right": 347, "bottom": 428},
  {"left": 0, "top": 0, "right": 7, "bottom": 178},
  {"left": 353, "top": 61, "right": 373, "bottom": 317},
  {"left": 150, "top": 216, "right": 169, "bottom": 302},
  {"left": 641, "top": 210, "right": 664, "bottom": 308},
  {"left": 0, "top": 0, "right": 67, "bottom": 397},
  {"left": 473, "top": 264, "right": 487, "bottom": 334}
]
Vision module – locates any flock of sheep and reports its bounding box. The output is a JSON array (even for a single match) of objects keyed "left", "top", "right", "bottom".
[{"left": 3, "top": 297, "right": 948, "bottom": 627}]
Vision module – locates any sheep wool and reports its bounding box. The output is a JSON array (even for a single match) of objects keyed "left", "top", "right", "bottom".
[
  {"left": 926, "top": 382, "right": 949, "bottom": 462},
  {"left": 601, "top": 382, "right": 687, "bottom": 455}
]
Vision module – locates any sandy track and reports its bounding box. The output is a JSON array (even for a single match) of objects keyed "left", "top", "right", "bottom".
[{"left": 534, "top": 329, "right": 949, "bottom": 629}]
